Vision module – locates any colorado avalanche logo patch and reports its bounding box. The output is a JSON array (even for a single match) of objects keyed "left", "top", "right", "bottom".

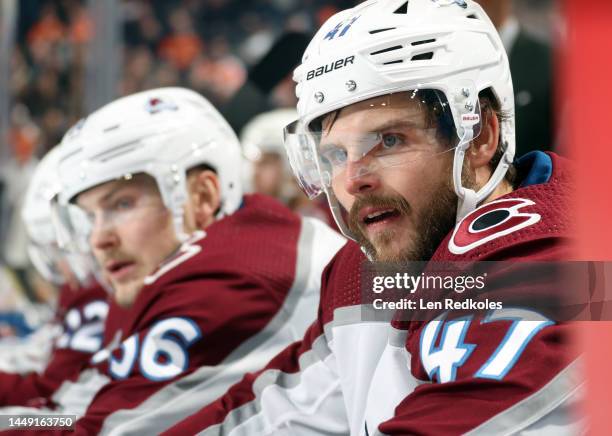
[
  {"left": 145, "top": 97, "right": 178, "bottom": 114},
  {"left": 448, "top": 198, "right": 541, "bottom": 255}
]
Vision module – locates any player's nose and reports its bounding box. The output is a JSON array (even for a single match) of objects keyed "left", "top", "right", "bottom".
[
  {"left": 90, "top": 220, "right": 119, "bottom": 252},
  {"left": 344, "top": 159, "right": 381, "bottom": 196}
]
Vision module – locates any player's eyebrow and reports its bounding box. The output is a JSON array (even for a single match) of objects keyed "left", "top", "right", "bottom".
[
  {"left": 366, "top": 118, "right": 422, "bottom": 133},
  {"left": 102, "top": 177, "right": 144, "bottom": 203}
]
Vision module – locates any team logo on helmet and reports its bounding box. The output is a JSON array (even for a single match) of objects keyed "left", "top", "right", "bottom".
[
  {"left": 448, "top": 198, "right": 541, "bottom": 255},
  {"left": 145, "top": 97, "right": 178, "bottom": 114}
]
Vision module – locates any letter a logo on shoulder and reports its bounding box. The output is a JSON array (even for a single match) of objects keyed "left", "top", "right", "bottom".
[
  {"left": 324, "top": 15, "right": 360, "bottom": 41},
  {"left": 448, "top": 198, "right": 541, "bottom": 255}
]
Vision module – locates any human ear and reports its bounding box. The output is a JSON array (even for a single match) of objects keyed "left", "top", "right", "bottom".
[
  {"left": 466, "top": 107, "right": 500, "bottom": 184},
  {"left": 187, "top": 170, "right": 221, "bottom": 230}
]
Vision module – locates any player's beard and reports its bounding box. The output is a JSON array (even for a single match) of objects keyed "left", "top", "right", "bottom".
[{"left": 348, "top": 165, "right": 475, "bottom": 262}]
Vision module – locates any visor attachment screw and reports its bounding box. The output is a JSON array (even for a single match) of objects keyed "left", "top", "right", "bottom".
[
  {"left": 464, "top": 102, "right": 474, "bottom": 112},
  {"left": 346, "top": 80, "right": 357, "bottom": 92},
  {"left": 461, "top": 87, "right": 471, "bottom": 98},
  {"left": 314, "top": 92, "right": 325, "bottom": 103}
]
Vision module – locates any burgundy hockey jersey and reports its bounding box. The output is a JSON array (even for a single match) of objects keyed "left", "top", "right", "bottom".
[
  {"left": 0, "top": 194, "right": 344, "bottom": 435},
  {"left": 167, "top": 152, "right": 583, "bottom": 435},
  {"left": 0, "top": 281, "right": 108, "bottom": 408}
]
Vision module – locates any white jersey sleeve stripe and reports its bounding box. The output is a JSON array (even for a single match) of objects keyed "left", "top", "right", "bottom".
[{"left": 463, "top": 358, "right": 585, "bottom": 436}]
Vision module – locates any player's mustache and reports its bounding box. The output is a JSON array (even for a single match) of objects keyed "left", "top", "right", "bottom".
[{"left": 348, "top": 194, "right": 411, "bottom": 233}]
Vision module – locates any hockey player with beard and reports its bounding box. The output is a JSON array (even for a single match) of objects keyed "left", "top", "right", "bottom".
[
  {"left": 166, "top": 1, "right": 582, "bottom": 435},
  {"left": 0, "top": 87, "right": 345, "bottom": 435},
  {"left": 0, "top": 145, "right": 108, "bottom": 413}
]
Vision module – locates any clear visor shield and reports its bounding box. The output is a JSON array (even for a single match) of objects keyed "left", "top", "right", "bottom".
[
  {"left": 52, "top": 173, "right": 170, "bottom": 246},
  {"left": 51, "top": 195, "right": 93, "bottom": 254},
  {"left": 27, "top": 242, "right": 65, "bottom": 285},
  {"left": 284, "top": 89, "right": 482, "bottom": 199},
  {"left": 50, "top": 174, "right": 172, "bottom": 287},
  {"left": 27, "top": 240, "right": 93, "bottom": 286}
]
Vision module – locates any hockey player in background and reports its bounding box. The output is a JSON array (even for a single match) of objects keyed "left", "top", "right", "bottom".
[
  {"left": 2, "top": 87, "right": 344, "bottom": 435},
  {"left": 0, "top": 145, "right": 108, "bottom": 413},
  {"left": 242, "top": 108, "right": 301, "bottom": 203},
  {"left": 241, "top": 108, "right": 336, "bottom": 227},
  {"left": 167, "top": 0, "right": 582, "bottom": 434}
]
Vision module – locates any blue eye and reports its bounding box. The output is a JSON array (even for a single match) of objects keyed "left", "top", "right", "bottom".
[
  {"left": 321, "top": 147, "right": 348, "bottom": 166},
  {"left": 382, "top": 134, "right": 400, "bottom": 149},
  {"left": 113, "top": 197, "right": 135, "bottom": 211}
]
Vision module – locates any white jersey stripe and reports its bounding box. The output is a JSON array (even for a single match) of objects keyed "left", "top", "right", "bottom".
[{"left": 464, "top": 358, "right": 585, "bottom": 436}]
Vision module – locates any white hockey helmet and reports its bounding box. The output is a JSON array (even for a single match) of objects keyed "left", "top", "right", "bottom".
[
  {"left": 284, "top": 0, "right": 514, "bottom": 240},
  {"left": 242, "top": 108, "right": 299, "bottom": 166},
  {"left": 55, "top": 87, "right": 243, "bottom": 241},
  {"left": 21, "top": 146, "right": 91, "bottom": 285},
  {"left": 241, "top": 108, "right": 299, "bottom": 200}
]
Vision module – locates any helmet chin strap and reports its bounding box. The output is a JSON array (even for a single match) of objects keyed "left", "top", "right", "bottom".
[
  {"left": 453, "top": 130, "right": 513, "bottom": 223},
  {"left": 162, "top": 171, "right": 191, "bottom": 243},
  {"left": 169, "top": 179, "right": 223, "bottom": 243},
  {"left": 172, "top": 212, "right": 190, "bottom": 243}
]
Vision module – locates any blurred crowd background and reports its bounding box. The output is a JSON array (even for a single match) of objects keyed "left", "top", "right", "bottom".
[{"left": 0, "top": 0, "right": 555, "bottom": 328}]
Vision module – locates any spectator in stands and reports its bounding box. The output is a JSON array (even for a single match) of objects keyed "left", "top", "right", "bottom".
[
  {"left": 158, "top": 7, "right": 204, "bottom": 72},
  {"left": 475, "top": 0, "right": 554, "bottom": 156}
]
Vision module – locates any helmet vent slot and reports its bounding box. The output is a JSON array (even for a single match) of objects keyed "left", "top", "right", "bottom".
[
  {"left": 383, "top": 60, "right": 404, "bottom": 65},
  {"left": 60, "top": 147, "right": 82, "bottom": 164},
  {"left": 369, "top": 27, "right": 396, "bottom": 35},
  {"left": 467, "top": 14, "right": 479, "bottom": 19},
  {"left": 370, "top": 45, "right": 403, "bottom": 56},
  {"left": 93, "top": 140, "right": 140, "bottom": 163},
  {"left": 411, "top": 38, "right": 436, "bottom": 46},
  {"left": 103, "top": 124, "right": 120, "bottom": 132},
  {"left": 393, "top": 1, "right": 409, "bottom": 14},
  {"left": 411, "top": 52, "right": 434, "bottom": 61}
]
